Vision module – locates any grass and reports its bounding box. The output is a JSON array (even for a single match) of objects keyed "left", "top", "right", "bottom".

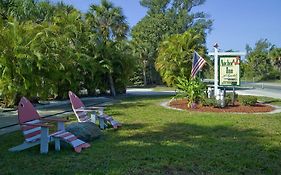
[
  {"left": 1, "top": 96, "right": 281, "bottom": 174},
  {"left": 152, "top": 86, "right": 176, "bottom": 92},
  {"left": 256, "top": 96, "right": 281, "bottom": 106}
]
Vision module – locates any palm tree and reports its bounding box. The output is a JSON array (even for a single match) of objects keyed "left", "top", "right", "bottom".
[
  {"left": 155, "top": 29, "right": 206, "bottom": 86},
  {"left": 269, "top": 48, "right": 281, "bottom": 73},
  {"left": 86, "top": 0, "right": 129, "bottom": 96}
]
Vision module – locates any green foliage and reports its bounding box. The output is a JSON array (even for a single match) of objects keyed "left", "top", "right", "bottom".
[
  {"left": 225, "top": 92, "right": 238, "bottom": 106},
  {"left": 131, "top": 0, "right": 212, "bottom": 86},
  {"left": 175, "top": 78, "right": 206, "bottom": 107},
  {"left": 202, "top": 97, "right": 216, "bottom": 107},
  {"left": 131, "top": 13, "right": 173, "bottom": 85},
  {"left": 269, "top": 48, "right": 281, "bottom": 78},
  {"left": 238, "top": 95, "right": 257, "bottom": 106},
  {"left": 0, "top": 1, "right": 134, "bottom": 106},
  {"left": 243, "top": 39, "right": 279, "bottom": 81},
  {"left": 155, "top": 29, "right": 207, "bottom": 86},
  {"left": 86, "top": 0, "right": 130, "bottom": 96}
]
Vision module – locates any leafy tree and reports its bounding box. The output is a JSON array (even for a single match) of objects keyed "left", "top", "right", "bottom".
[
  {"left": 131, "top": 0, "right": 212, "bottom": 86},
  {"left": 269, "top": 48, "right": 281, "bottom": 74},
  {"left": 131, "top": 13, "right": 172, "bottom": 85},
  {"left": 86, "top": 0, "right": 129, "bottom": 96},
  {"left": 155, "top": 29, "right": 207, "bottom": 86},
  {"left": 0, "top": 19, "right": 48, "bottom": 106},
  {"left": 244, "top": 39, "right": 275, "bottom": 80},
  {"left": 0, "top": 0, "right": 57, "bottom": 22}
]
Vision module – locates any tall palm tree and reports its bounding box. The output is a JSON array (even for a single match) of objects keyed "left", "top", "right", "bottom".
[{"left": 86, "top": 0, "right": 129, "bottom": 96}]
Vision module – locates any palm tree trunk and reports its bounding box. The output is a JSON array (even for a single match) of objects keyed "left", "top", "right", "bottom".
[
  {"left": 108, "top": 73, "right": 116, "bottom": 96},
  {"left": 143, "top": 60, "right": 147, "bottom": 86}
]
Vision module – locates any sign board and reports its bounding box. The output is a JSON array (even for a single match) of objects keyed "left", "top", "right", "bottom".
[{"left": 219, "top": 56, "right": 240, "bottom": 86}]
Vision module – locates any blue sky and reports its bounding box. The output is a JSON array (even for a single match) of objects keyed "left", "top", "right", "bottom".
[{"left": 51, "top": 0, "right": 281, "bottom": 52}]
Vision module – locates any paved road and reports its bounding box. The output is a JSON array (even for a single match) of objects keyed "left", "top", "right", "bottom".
[{"left": 237, "top": 82, "right": 281, "bottom": 98}]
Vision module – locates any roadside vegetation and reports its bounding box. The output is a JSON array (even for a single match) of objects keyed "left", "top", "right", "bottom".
[
  {"left": 0, "top": 0, "right": 134, "bottom": 107},
  {"left": 1, "top": 96, "right": 281, "bottom": 174},
  {"left": 256, "top": 96, "right": 281, "bottom": 106}
]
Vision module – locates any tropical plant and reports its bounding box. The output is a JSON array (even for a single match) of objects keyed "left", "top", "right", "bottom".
[
  {"left": 244, "top": 39, "right": 275, "bottom": 81},
  {"left": 130, "top": 0, "right": 212, "bottom": 86},
  {"left": 86, "top": 0, "right": 129, "bottom": 96},
  {"left": 175, "top": 77, "right": 206, "bottom": 107},
  {"left": 269, "top": 48, "right": 281, "bottom": 75},
  {"left": 155, "top": 29, "right": 207, "bottom": 87},
  {"left": 238, "top": 96, "right": 257, "bottom": 106}
]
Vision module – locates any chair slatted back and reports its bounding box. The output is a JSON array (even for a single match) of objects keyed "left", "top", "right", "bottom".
[
  {"left": 68, "top": 91, "right": 90, "bottom": 122},
  {"left": 18, "top": 97, "right": 42, "bottom": 142}
]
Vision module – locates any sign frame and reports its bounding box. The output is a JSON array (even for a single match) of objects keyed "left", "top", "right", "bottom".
[{"left": 218, "top": 55, "right": 241, "bottom": 86}]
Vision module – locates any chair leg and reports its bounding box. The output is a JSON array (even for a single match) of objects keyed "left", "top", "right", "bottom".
[
  {"left": 91, "top": 114, "right": 96, "bottom": 124},
  {"left": 40, "top": 127, "right": 49, "bottom": 154},
  {"left": 54, "top": 138, "right": 61, "bottom": 151},
  {"left": 99, "top": 117, "right": 105, "bottom": 129},
  {"left": 58, "top": 121, "right": 65, "bottom": 131}
]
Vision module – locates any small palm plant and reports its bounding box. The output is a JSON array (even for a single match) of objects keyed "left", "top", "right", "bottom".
[{"left": 175, "top": 77, "right": 206, "bottom": 108}]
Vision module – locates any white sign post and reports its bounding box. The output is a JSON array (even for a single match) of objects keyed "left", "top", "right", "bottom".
[{"left": 208, "top": 43, "right": 246, "bottom": 98}]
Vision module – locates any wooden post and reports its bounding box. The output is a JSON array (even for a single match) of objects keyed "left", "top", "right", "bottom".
[{"left": 232, "top": 86, "right": 235, "bottom": 106}]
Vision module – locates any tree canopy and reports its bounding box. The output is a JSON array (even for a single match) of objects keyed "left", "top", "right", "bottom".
[
  {"left": 0, "top": 0, "right": 134, "bottom": 107},
  {"left": 131, "top": 0, "right": 212, "bottom": 85},
  {"left": 155, "top": 29, "right": 207, "bottom": 86}
]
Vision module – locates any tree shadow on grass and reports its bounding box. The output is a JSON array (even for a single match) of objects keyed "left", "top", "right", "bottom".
[
  {"left": 2, "top": 122, "right": 281, "bottom": 174},
  {"left": 109, "top": 123, "right": 281, "bottom": 174}
]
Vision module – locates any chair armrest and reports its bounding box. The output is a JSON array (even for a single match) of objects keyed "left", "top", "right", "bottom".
[
  {"left": 75, "top": 106, "right": 102, "bottom": 112},
  {"left": 75, "top": 108, "right": 95, "bottom": 112},
  {"left": 41, "top": 118, "right": 68, "bottom": 122},
  {"left": 85, "top": 106, "right": 104, "bottom": 110},
  {"left": 22, "top": 122, "right": 52, "bottom": 128}
]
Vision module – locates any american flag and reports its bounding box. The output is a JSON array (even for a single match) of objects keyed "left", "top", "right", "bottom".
[{"left": 191, "top": 51, "right": 206, "bottom": 78}]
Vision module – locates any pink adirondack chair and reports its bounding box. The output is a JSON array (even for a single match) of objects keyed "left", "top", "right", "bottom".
[
  {"left": 9, "top": 97, "right": 90, "bottom": 154},
  {"left": 68, "top": 91, "right": 121, "bottom": 129}
]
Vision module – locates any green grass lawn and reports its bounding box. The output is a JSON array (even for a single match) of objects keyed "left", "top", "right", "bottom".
[
  {"left": 1, "top": 96, "right": 281, "bottom": 174},
  {"left": 152, "top": 86, "right": 176, "bottom": 92},
  {"left": 256, "top": 96, "right": 281, "bottom": 106}
]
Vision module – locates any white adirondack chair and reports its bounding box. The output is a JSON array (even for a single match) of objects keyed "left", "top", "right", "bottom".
[
  {"left": 9, "top": 97, "right": 90, "bottom": 154},
  {"left": 68, "top": 91, "right": 121, "bottom": 129}
]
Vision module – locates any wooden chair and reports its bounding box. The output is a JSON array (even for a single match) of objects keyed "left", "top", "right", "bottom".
[
  {"left": 9, "top": 97, "right": 90, "bottom": 154},
  {"left": 68, "top": 91, "right": 121, "bottom": 129}
]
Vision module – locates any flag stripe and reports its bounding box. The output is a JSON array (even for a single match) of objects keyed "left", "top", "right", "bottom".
[
  {"left": 191, "top": 59, "right": 206, "bottom": 76},
  {"left": 191, "top": 52, "right": 206, "bottom": 78},
  {"left": 191, "top": 58, "right": 205, "bottom": 75}
]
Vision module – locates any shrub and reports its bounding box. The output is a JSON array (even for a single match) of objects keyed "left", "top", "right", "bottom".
[
  {"left": 202, "top": 97, "right": 217, "bottom": 107},
  {"left": 225, "top": 92, "right": 238, "bottom": 106},
  {"left": 175, "top": 78, "right": 206, "bottom": 107},
  {"left": 238, "top": 95, "right": 257, "bottom": 106}
]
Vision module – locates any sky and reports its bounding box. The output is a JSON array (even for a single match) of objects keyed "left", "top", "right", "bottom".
[{"left": 51, "top": 0, "right": 281, "bottom": 52}]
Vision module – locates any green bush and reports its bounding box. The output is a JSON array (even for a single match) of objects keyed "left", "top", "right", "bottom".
[
  {"left": 175, "top": 78, "right": 207, "bottom": 107},
  {"left": 238, "top": 95, "right": 257, "bottom": 106},
  {"left": 202, "top": 97, "right": 216, "bottom": 107},
  {"left": 225, "top": 92, "right": 238, "bottom": 106}
]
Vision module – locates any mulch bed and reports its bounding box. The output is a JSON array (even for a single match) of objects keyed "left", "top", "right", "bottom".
[{"left": 169, "top": 99, "right": 275, "bottom": 113}]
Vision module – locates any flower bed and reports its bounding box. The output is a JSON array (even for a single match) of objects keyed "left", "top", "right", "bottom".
[{"left": 169, "top": 99, "right": 274, "bottom": 113}]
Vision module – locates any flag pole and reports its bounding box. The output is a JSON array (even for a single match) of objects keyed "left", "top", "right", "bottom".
[{"left": 214, "top": 43, "right": 219, "bottom": 97}]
